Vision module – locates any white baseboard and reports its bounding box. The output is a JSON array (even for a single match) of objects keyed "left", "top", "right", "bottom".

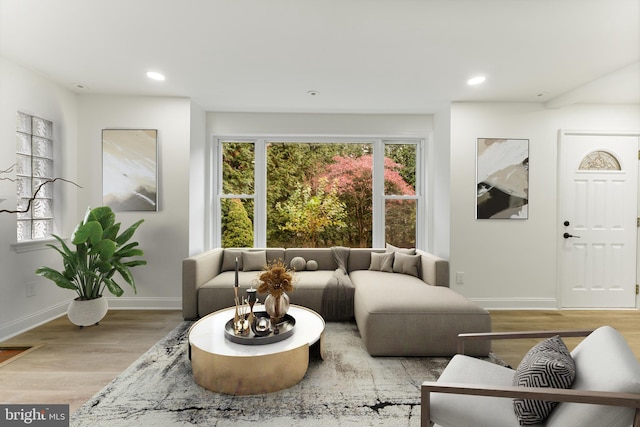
[
  {"left": 0, "top": 301, "right": 68, "bottom": 342},
  {"left": 470, "top": 297, "right": 558, "bottom": 310},
  {"left": 0, "top": 298, "right": 182, "bottom": 342}
]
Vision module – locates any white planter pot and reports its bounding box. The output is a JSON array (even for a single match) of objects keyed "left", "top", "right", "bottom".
[{"left": 67, "top": 296, "right": 109, "bottom": 327}]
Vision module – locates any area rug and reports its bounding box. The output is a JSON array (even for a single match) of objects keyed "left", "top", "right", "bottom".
[{"left": 72, "top": 321, "right": 505, "bottom": 427}]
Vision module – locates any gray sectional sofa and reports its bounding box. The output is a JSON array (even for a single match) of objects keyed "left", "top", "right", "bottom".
[{"left": 182, "top": 246, "right": 491, "bottom": 356}]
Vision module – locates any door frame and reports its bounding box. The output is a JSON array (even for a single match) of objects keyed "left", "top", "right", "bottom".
[{"left": 556, "top": 129, "right": 640, "bottom": 309}]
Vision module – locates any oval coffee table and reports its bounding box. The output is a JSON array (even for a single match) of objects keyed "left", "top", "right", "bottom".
[{"left": 188, "top": 304, "right": 325, "bottom": 395}]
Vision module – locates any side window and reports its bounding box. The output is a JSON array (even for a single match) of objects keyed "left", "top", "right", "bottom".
[
  {"left": 384, "top": 142, "right": 418, "bottom": 248},
  {"left": 16, "top": 112, "right": 54, "bottom": 241},
  {"left": 220, "top": 141, "right": 255, "bottom": 248}
]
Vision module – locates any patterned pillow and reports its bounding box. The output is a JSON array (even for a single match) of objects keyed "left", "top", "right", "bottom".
[{"left": 513, "top": 335, "right": 576, "bottom": 425}]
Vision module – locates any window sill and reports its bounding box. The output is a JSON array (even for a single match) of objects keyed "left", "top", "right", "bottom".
[{"left": 11, "top": 237, "right": 68, "bottom": 254}]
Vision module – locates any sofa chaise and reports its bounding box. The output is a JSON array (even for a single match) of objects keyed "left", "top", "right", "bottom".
[{"left": 182, "top": 246, "right": 491, "bottom": 357}]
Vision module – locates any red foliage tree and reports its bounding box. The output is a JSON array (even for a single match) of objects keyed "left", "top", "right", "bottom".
[{"left": 317, "top": 155, "right": 414, "bottom": 247}]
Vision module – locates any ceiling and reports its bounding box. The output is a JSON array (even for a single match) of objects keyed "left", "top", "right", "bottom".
[{"left": 1, "top": 0, "right": 638, "bottom": 113}]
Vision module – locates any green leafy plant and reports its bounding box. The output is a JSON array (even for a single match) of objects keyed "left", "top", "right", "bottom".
[{"left": 36, "top": 206, "right": 146, "bottom": 300}]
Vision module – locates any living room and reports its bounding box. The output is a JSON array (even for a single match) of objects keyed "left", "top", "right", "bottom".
[{"left": 0, "top": 0, "right": 639, "bottom": 424}]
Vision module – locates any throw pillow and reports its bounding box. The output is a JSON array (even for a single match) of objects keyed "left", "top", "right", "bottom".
[
  {"left": 369, "top": 252, "right": 394, "bottom": 272},
  {"left": 513, "top": 335, "right": 576, "bottom": 425},
  {"left": 306, "top": 260, "right": 319, "bottom": 271},
  {"left": 242, "top": 250, "right": 267, "bottom": 271},
  {"left": 221, "top": 249, "right": 244, "bottom": 272},
  {"left": 290, "top": 256, "right": 306, "bottom": 271},
  {"left": 386, "top": 243, "right": 417, "bottom": 255},
  {"left": 392, "top": 252, "right": 420, "bottom": 277}
]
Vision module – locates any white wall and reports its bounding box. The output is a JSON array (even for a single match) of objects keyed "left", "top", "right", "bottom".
[
  {"left": 206, "top": 112, "right": 448, "bottom": 253},
  {"left": 207, "top": 112, "right": 433, "bottom": 138},
  {"left": 189, "top": 101, "right": 207, "bottom": 256},
  {"left": 76, "top": 95, "right": 192, "bottom": 311},
  {"left": 450, "top": 102, "right": 640, "bottom": 309},
  {"left": 0, "top": 58, "right": 80, "bottom": 339},
  {"left": 432, "top": 108, "right": 451, "bottom": 257}
]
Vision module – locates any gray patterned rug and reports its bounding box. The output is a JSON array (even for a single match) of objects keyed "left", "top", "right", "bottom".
[{"left": 71, "top": 321, "right": 504, "bottom": 426}]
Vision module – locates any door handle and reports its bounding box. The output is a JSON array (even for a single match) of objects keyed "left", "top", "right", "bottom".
[{"left": 563, "top": 232, "right": 581, "bottom": 239}]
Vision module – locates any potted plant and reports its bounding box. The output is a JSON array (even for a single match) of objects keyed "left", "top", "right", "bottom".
[{"left": 36, "top": 206, "right": 146, "bottom": 327}]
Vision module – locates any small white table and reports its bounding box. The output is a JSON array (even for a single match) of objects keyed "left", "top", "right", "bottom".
[{"left": 188, "top": 304, "right": 325, "bottom": 395}]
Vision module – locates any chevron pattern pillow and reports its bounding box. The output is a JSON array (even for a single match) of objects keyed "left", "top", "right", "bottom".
[{"left": 512, "top": 335, "right": 576, "bottom": 425}]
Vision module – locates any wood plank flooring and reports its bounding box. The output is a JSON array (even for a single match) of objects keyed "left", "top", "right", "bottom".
[
  {"left": 0, "top": 310, "right": 183, "bottom": 412},
  {"left": 0, "top": 309, "right": 638, "bottom": 413},
  {"left": 490, "top": 310, "right": 640, "bottom": 367}
]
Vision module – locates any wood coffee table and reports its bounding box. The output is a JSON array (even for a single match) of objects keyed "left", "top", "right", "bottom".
[{"left": 188, "top": 304, "right": 325, "bottom": 395}]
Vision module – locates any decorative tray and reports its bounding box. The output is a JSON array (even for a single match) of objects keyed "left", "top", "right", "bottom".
[{"left": 224, "top": 312, "right": 295, "bottom": 345}]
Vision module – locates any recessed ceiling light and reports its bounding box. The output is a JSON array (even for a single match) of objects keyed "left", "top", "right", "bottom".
[
  {"left": 467, "top": 75, "right": 486, "bottom": 86},
  {"left": 146, "top": 71, "right": 166, "bottom": 81},
  {"left": 307, "top": 90, "right": 320, "bottom": 96}
]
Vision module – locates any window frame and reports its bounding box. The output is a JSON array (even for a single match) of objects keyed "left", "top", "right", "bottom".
[
  {"left": 211, "top": 136, "right": 425, "bottom": 249},
  {"left": 15, "top": 111, "right": 55, "bottom": 243}
]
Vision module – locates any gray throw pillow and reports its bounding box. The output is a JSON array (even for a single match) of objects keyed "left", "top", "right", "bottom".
[
  {"left": 242, "top": 250, "right": 267, "bottom": 271},
  {"left": 306, "top": 260, "right": 318, "bottom": 271},
  {"left": 386, "top": 243, "right": 416, "bottom": 255},
  {"left": 513, "top": 335, "right": 576, "bottom": 425},
  {"left": 369, "top": 252, "right": 394, "bottom": 272},
  {"left": 392, "top": 252, "right": 420, "bottom": 276},
  {"left": 221, "top": 249, "right": 244, "bottom": 272},
  {"left": 290, "top": 256, "right": 306, "bottom": 271}
]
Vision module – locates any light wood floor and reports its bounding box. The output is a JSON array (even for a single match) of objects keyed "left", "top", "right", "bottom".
[
  {"left": 490, "top": 310, "right": 640, "bottom": 367},
  {"left": 0, "top": 309, "right": 638, "bottom": 413},
  {"left": 0, "top": 310, "right": 183, "bottom": 412}
]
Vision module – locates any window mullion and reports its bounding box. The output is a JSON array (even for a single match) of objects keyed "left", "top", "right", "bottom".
[
  {"left": 372, "top": 139, "right": 385, "bottom": 248},
  {"left": 254, "top": 139, "right": 267, "bottom": 247}
]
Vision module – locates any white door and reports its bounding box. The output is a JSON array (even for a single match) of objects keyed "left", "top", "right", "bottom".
[{"left": 558, "top": 131, "right": 639, "bottom": 308}]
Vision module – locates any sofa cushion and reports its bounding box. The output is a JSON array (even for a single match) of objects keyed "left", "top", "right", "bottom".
[
  {"left": 306, "top": 259, "right": 318, "bottom": 270},
  {"left": 351, "top": 270, "right": 491, "bottom": 356},
  {"left": 221, "top": 249, "right": 243, "bottom": 272},
  {"left": 284, "top": 248, "right": 338, "bottom": 271},
  {"left": 545, "top": 326, "right": 640, "bottom": 427},
  {"left": 392, "top": 252, "right": 420, "bottom": 277},
  {"left": 290, "top": 256, "right": 306, "bottom": 271},
  {"left": 348, "top": 248, "right": 383, "bottom": 272},
  {"left": 386, "top": 243, "right": 416, "bottom": 255},
  {"left": 198, "top": 271, "right": 259, "bottom": 316},
  {"left": 431, "top": 355, "right": 519, "bottom": 427},
  {"left": 243, "top": 250, "right": 266, "bottom": 271},
  {"left": 513, "top": 336, "right": 576, "bottom": 425},
  {"left": 369, "top": 252, "right": 394, "bottom": 272}
]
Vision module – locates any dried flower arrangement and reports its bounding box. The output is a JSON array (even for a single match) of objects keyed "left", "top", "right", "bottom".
[{"left": 256, "top": 259, "right": 295, "bottom": 298}]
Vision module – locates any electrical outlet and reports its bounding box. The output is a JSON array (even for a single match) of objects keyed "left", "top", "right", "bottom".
[
  {"left": 455, "top": 272, "right": 464, "bottom": 285},
  {"left": 26, "top": 281, "right": 36, "bottom": 297}
]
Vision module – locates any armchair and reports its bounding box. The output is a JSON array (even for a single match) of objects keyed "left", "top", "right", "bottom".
[{"left": 422, "top": 326, "right": 640, "bottom": 427}]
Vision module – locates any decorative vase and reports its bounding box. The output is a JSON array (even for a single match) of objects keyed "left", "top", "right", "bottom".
[
  {"left": 67, "top": 296, "right": 108, "bottom": 327},
  {"left": 264, "top": 292, "right": 290, "bottom": 322}
]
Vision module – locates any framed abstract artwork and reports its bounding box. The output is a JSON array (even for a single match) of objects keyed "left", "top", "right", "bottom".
[
  {"left": 476, "top": 138, "right": 529, "bottom": 219},
  {"left": 102, "top": 129, "right": 158, "bottom": 211}
]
